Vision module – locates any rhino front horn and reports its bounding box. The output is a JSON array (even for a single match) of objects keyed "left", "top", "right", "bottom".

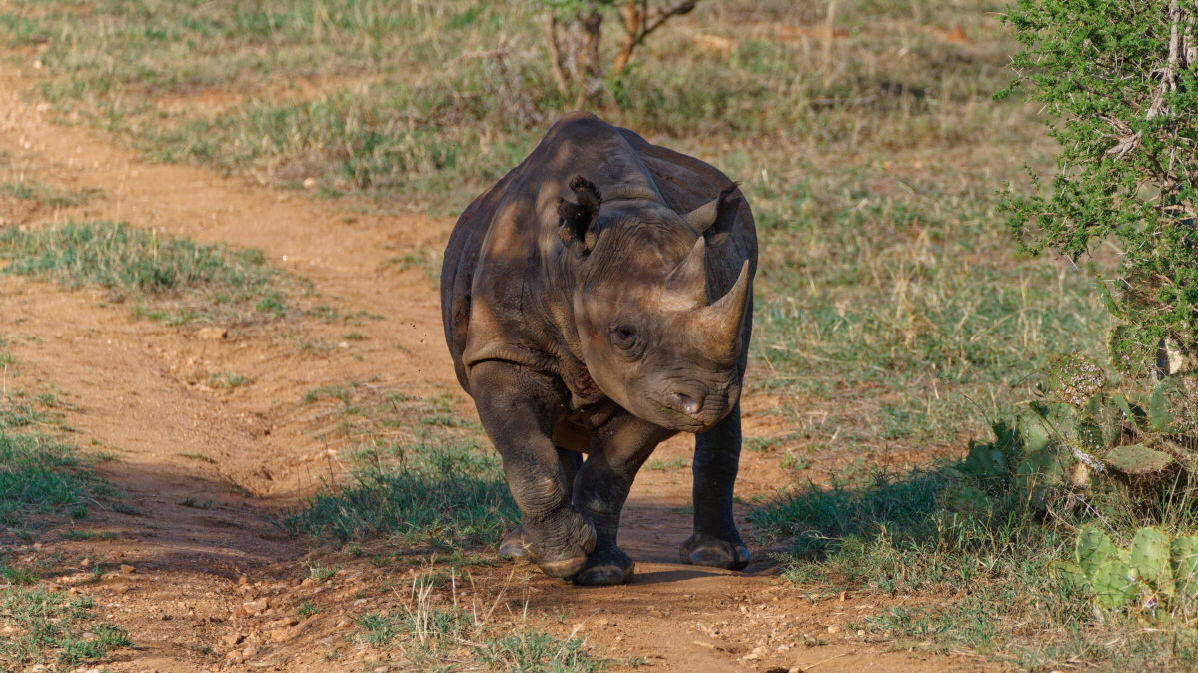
[{"left": 701, "top": 260, "right": 751, "bottom": 343}]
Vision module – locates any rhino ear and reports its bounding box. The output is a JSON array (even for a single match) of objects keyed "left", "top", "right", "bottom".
[
  {"left": 557, "top": 176, "right": 602, "bottom": 252},
  {"left": 685, "top": 183, "right": 740, "bottom": 247}
]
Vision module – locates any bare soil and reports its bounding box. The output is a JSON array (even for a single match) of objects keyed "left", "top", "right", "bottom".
[{"left": 0, "top": 62, "right": 994, "bottom": 673}]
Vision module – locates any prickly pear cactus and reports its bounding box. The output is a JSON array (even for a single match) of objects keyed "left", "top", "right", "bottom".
[
  {"left": 1089, "top": 558, "right": 1137, "bottom": 610},
  {"left": 1055, "top": 525, "right": 1198, "bottom": 617},
  {"left": 1171, "top": 535, "right": 1198, "bottom": 603},
  {"left": 1129, "top": 528, "right": 1174, "bottom": 598},
  {"left": 1076, "top": 527, "right": 1117, "bottom": 570}
]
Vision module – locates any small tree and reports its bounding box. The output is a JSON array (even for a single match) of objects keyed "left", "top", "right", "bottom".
[
  {"left": 1001, "top": 0, "right": 1198, "bottom": 379},
  {"left": 541, "top": 0, "right": 698, "bottom": 108}
]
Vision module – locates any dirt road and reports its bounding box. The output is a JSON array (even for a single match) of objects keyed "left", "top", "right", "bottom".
[{"left": 0, "top": 62, "right": 988, "bottom": 672}]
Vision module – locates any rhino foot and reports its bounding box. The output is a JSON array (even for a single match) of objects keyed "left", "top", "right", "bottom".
[
  {"left": 525, "top": 510, "right": 597, "bottom": 579},
  {"left": 680, "top": 532, "right": 750, "bottom": 570},
  {"left": 574, "top": 548, "right": 635, "bottom": 586},
  {"left": 498, "top": 526, "right": 530, "bottom": 558}
]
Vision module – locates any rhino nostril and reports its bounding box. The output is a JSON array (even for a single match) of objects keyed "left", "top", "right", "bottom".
[{"left": 672, "top": 392, "right": 702, "bottom": 416}]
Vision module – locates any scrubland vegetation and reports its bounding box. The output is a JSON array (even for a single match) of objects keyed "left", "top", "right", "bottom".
[{"left": 3, "top": 0, "right": 1197, "bottom": 670}]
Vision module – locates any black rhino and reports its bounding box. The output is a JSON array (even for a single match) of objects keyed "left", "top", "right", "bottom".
[{"left": 440, "top": 112, "right": 757, "bottom": 585}]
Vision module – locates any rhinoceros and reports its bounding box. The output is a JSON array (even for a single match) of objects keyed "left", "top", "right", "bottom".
[{"left": 440, "top": 112, "right": 756, "bottom": 585}]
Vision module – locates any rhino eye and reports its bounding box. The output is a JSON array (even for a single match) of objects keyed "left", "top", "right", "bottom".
[{"left": 610, "top": 325, "right": 638, "bottom": 351}]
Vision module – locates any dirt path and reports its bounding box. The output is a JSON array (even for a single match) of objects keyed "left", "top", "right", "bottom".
[{"left": 1, "top": 63, "right": 990, "bottom": 672}]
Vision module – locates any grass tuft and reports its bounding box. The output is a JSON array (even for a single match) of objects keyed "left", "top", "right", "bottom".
[
  {"left": 282, "top": 438, "right": 517, "bottom": 550},
  {"left": 356, "top": 565, "right": 607, "bottom": 671},
  {"left": 0, "top": 221, "right": 287, "bottom": 325},
  {"left": 0, "top": 586, "right": 132, "bottom": 670},
  {"left": 0, "top": 432, "right": 106, "bottom": 528}
]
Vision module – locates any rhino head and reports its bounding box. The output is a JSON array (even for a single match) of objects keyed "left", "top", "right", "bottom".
[{"left": 557, "top": 177, "right": 751, "bottom": 433}]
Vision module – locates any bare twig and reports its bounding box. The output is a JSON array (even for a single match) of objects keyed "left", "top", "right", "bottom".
[
  {"left": 544, "top": 14, "right": 570, "bottom": 96},
  {"left": 610, "top": 0, "right": 697, "bottom": 77}
]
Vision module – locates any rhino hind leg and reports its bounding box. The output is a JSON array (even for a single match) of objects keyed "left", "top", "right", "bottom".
[{"left": 684, "top": 405, "right": 750, "bottom": 570}]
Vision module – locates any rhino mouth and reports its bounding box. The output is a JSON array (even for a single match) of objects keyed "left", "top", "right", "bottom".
[{"left": 649, "top": 397, "right": 734, "bottom": 433}]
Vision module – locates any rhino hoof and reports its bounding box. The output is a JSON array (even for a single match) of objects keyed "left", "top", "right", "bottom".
[
  {"left": 530, "top": 514, "right": 597, "bottom": 579},
  {"left": 498, "top": 526, "right": 529, "bottom": 558},
  {"left": 537, "top": 551, "right": 589, "bottom": 579},
  {"left": 680, "top": 533, "right": 750, "bottom": 570},
  {"left": 575, "top": 549, "right": 635, "bottom": 586}
]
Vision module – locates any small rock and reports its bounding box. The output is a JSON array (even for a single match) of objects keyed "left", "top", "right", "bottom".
[
  {"left": 231, "top": 605, "right": 249, "bottom": 620},
  {"left": 222, "top": 633, "right": 245, "bottom": 647},
  {"left": 120, "top": 564, "right": 136, "bottom": 574},
  {"left": 241, "top": 645, "right": 258, "bottom": 659},
  {"left": 242, "top": 598, "right": 270, "bottom": 615},
  {"left": 302, "top": 177, "right": 317, "bottom": 189},
  {"left": 268, "top": 627, "right": 290, "bottom": 642},
  {"left": 826, "top": 625, "right": 840, "bottom": 634}
]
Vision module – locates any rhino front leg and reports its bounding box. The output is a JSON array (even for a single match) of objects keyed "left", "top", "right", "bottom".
[
  {"left": 571, "top": 417, "right": 672, "bottom": 586},
  {"left": 682, "top": 402, "right": 750, "bottom": 570},
  {"left": 499, "top": 448, "right": 583, "bottom": 559},
  {"left": 471, "top": 361, "right": 596, "bottom": 578}
]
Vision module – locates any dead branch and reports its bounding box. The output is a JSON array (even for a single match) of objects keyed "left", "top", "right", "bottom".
[{"left": 611, "top": 0, "right": 697, "bottom": 77}]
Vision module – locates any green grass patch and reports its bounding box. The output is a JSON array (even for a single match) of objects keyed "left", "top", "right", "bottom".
[
  {"left": 1, "top": 179, "right": 100, "bottom": 209},
  {"left": 2, "top": 0, "right": 1031, "bottom": 214},
  {"left": 1, "top": 344, "right": 115, "bottom": 536},
  {"left": 0, "top": 221, "right": 288, "bottom": 325},
  {"left": 644, "top": 457, "right": 689, "bottom": 471},
  {"left": 0, "top": 586, "right": 132, "bottom": 670},
  {"left": 356, "top": 567, "right": 606, "bottom": 671},
  {"left": 751, "top": 457, "right": 1198, "bottom": 669},
  {"left": 1, "top": 366, "right": 129, "bottom": 667},
  {"left": 282, "top": 438, "right": 517, "bottom": 550},
  {"left": 0, "top": 432, "right": 108, "bottom": 530}
]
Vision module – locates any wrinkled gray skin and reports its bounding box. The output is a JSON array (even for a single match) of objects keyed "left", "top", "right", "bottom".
[{"left": 440, "top": 112, "right": 757, "bottom": 586}]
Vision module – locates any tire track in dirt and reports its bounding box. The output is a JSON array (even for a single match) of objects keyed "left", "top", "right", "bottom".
[{"left": 1, "top": 61, "right": 992, "bottom": 672}]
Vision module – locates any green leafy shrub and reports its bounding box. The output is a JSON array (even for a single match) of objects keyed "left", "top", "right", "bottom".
[
  {"left": 1000, "top": 0, "right": 1198, "bottom": 374},
  {"left": 998, "top": 0, "right": 1198, "bottom": 504}
]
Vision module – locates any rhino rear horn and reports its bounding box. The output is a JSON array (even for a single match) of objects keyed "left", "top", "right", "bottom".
[
  {"left": 684, "top": 183, "right": 740, "bottom": 246},
  {"left": 663, "top": 237, "right": 708, "bottom": 308},
  {"left": 557, "top": 176, "right": 602, "bottom": 251}
]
